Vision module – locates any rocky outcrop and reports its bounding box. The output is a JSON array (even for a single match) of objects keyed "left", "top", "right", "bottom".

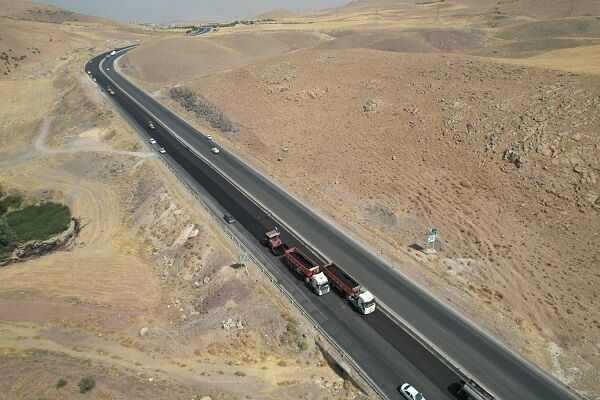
[
  {"left": 1, "top": 218, "right": 80, "bottom": 266},
  {"left": 169, "top": 86, "right": 239, "bottom": 133}
]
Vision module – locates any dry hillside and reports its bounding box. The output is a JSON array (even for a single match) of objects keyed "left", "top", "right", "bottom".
[
  {"left": 253, "top": 8, "right": 301, "bottom": 20},
  {"left": 0, "top": 2, "right": 356, "bottom": 399},
  {"left": 0, "top": 0, "right": 114, "bottom": 24},
  {"left": 121, "top": 0, "right": 600, "bottom": 398}
]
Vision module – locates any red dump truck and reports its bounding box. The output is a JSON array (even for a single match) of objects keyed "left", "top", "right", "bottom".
[
  {"left": 322, "top": 262, "right": 376, "bottom": 314},
  {"left": 283, "top": 247, "right": 330, "bottom": 296},
  {"left": 261, "top": 229, "right": 284, "bottom": 255}
]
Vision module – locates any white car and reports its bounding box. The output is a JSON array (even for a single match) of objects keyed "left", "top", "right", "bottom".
[
  {"left": 211, "top": 147, "right": 220, "bottom": 154},
  {"left": 205, "top": 134, "right": 212, "bottom": 140},
  {"left": 149, "top": 138, "right": 156, "bottom": 144},
  {"left": 159, "top": 148, "right": 166, "bottom": 154},
  {"left": 92, "top": 78, "right": 96, "bottom": 82},
  {"left": 87, "top": 70, "right": 91, "bottom": 74},
  {"left": 106, "top": 68, "right": 110, "bottom": 71},
  {"left": 400, "top": 384, "right": 425, "bottom": 400}
]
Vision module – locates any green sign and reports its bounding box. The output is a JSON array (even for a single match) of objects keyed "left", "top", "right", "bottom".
[
  {"left": 427, "top": 228, "right": 437, "bottom": 244},
  {"left": 238, "top": 252, "right": 250, "bottom": 265}
]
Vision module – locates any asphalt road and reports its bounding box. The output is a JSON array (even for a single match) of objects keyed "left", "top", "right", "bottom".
[
  {"left": 188, "top": 26, "right": 210, "bottom": 36},
  {"left": 87, "top": 46, "right": 580, "bottom": 400}
]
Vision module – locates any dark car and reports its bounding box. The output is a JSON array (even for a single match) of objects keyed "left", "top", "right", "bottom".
[{"left": 223, "top": 214, "right": 235, "bottom": 224}]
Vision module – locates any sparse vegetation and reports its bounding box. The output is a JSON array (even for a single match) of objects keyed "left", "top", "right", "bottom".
[
  {"left": 78, "top": 376, "right": 95, "bottom": 393},
  {"left": 56, "top": 378, "right": 67, "bottom": 388},
  {"left": 170, "top": 86, "right": 239, "bottom": 133},
  {"left": 280, "top": 316, "right": 306, "bottom": 350}
]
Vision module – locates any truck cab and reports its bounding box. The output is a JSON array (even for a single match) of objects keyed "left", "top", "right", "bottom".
[
  {"left": 308, "top": 272, "right": 330, "bottom": 296},
  {"left": 357, "top": 290, "right": 376, "bottom": 314}
]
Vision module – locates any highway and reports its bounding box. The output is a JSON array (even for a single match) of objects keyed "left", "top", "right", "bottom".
[
  {"left": 88, "top": 46, "right": 580, "bottom": 400},
  {"left": 187, "top": 26, "right": 210, "bottom": 36}
]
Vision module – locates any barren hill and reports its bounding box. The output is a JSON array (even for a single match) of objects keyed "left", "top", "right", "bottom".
[
  {"left": 253, "top": 8, "right": 300, "bottom": 20},
  {"left": 329, "top": 0, "right": 600, "bottom": 17},
  {"left": 0, "top": 0, "right": 114, "bottom": 24},
  {"left": 120, "top": 31, "right": 326, "bottom": 84}
]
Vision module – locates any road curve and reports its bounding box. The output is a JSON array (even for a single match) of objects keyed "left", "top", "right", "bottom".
[{"left": 88, "top": 46, "right": 581, "bottom": 400}]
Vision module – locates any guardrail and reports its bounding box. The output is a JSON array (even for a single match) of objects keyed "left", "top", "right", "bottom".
[{"left": 159, "top": 153, "right": 389, "bottom": 400}]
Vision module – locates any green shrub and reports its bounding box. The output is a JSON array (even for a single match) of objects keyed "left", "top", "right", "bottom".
[
  {"left": 4, "top": 202, "right": 70, "bottom": 242},
  {"left": 2, "top": 194, "right": 23, "bottom": 209},
  {"left": 0, "top": 202, "right": 6, "bottom": 217},
  {"left": 0, "top": 221, "right": 17, "bottom": 255},
  {"left": 280, "top": 317, "right": 300, "bottom": 346},
  {"left": 78, "top": 376, "right": 95, "bottom": 393},
  {"left": 56, "top": 378, "right": 67, "bottom": 388}
]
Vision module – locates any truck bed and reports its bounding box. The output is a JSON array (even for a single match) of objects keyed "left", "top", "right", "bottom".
[
  {"left": 324, "top": 263, "right": 358, "bottom": 289},
  {"left": 287, "top": 248, "right": 318, "bottom": 270}
]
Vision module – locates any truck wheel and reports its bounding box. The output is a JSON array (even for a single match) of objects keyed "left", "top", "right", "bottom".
[{"left": 304, "top": 277, "right": 309, "bottom": 284}]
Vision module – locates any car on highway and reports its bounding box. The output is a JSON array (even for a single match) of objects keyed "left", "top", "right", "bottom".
[
  {"left": 92, "top": 78, "right": 96, "bottom": 82},
  {"left": 223, "top": 214, "right": 235, "bottom": 224},
  {"left": 159, "top": 148, "right": 166, "bottom": 154},
  {"left": 211, "top": 147, "right": 220, "bottom": 154},
  {"left": 205, "top": 134, "right": 212, "bottom": 140},
  {"left": 147, "top": 121, "right": 155, "bottom": 130},
  {"left": 106, "top": 68, "right": 110, "bottom": 71},
  {"left": 87, "top": 70, "right": 91, "bottom": 74},
  {"left": 149, "top": 138, "right": 156, "bottom": 144},
  {"left": 399, "top": 383, "right": 425, "bottom": 400}
]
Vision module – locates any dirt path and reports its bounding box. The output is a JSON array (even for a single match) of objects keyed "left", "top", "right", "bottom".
[
  {"left": 0, "top": 321, "right": 329, "bottom": 398},
  {"left": 1, "top": 117, "right": 156, "bottom": 170}
]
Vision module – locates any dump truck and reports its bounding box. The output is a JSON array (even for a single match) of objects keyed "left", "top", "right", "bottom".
[
  {"left": 261, "top": 229, "right": 284, "bottom": 255},
  {"left": 283, "top": 247, "right": 330, "bottom": 296},
  {"left": 322, "top": 262, "right": 376, "bottom": 314}
]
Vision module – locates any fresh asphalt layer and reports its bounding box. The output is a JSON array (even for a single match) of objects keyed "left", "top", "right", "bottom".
[{"left": 88, "top": 47, "right": 580, "bottom": 400}]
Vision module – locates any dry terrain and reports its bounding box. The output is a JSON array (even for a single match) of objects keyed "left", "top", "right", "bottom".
[
  {"left": 0, "top": 2, "right": 356, "bottom": 399},
  {"left": 120, "top": 0, "right": 600, "bottom": 398}
]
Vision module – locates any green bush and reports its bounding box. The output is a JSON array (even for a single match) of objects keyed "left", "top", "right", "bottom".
[
  {"left": 0, "top": 202, "right": 6, "bottom": 217},
  {"left": 56, "top": 378, "right": 67, "bottom": 388},
  {"left": 0, "top": 221, "right": 17, "bottom": 255},
  {"left": 2, "top": 194, "right": 23, "bottom": 209},
  {"left": 4, "top": 202, "right": 70, "bottom": 242},
  {"left": 78, "top": 376, "right": 95, "bottom": 393}
]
